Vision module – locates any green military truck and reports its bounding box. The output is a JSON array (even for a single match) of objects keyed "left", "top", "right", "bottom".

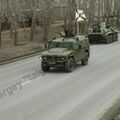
[{"left": 41, "top": 35, "right": 90, "bottom": 72}]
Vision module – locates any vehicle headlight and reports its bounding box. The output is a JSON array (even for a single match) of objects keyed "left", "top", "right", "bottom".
[
  {"left": 42, "top": 56, "right": 46, "bottom": 60},
  {"left": 61, "top": 57, "right": 66, "bottom": 60}
]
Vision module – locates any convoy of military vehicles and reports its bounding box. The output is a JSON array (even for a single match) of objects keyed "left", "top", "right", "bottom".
[{"left": 41, "top": 22, "right": 119, "bottom": 72}]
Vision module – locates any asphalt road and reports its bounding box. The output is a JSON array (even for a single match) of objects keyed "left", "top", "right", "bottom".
[{"left": 0, "top": 35, "right": 120, "bottom": 120}]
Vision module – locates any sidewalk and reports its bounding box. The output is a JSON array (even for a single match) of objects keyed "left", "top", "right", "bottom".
[{"left": 0, "top": 43, "right": 44, "bottom": 63}]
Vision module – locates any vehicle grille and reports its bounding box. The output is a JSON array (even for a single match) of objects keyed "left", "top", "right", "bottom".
[{"left": 47, "top": 56, "right": 61, "bottom": 61}]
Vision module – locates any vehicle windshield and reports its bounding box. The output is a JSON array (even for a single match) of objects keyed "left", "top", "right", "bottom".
[{"left": 49, "top": 42, "right": 73, "bottom": 49}]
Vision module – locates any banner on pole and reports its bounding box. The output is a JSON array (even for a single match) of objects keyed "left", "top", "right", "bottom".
[{"left": 75, "top": 9, "right": 86, "bottom": 22}]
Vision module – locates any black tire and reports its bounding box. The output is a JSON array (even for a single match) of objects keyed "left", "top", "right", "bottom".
[
  {"left": 112, "top": 35, "right": 115, "bottom": 42},
  {"left": 106, "top": 38, "right": 109, "bottom": 44},
  {"left": 110, "top": 35, "right": 113, "bottom": 43},
  {"left": 116, "top": 33, "right": 118, "bottom": 41},
  {"left": 65, "top": 58, "right": 75, "bottom": 72},
  {"left": 81, "top": 52, "right": 89, "bottom": 65},
  {"left": 41, "top": 62, "right": 50, "bottom": 72},
  {"left": 112, "top": 34, "right": 115, "bottom": 42},
  {"left": 106, "top": 35, "right": 111, "bottom": 44}
]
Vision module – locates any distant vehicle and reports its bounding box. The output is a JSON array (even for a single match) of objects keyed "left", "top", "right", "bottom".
[
  {"left": 41, "top": 35, "right": 90, "bottom": 72},
  {"left": 88, "top": 23, "right": 118, "bottom": 44}
]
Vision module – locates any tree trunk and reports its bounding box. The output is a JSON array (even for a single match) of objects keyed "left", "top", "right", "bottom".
[
  {"left": 43, "top": 0, "right": 51, "bottom": 43},
  {"left": 30, "top": 0, "right": 37, "bottom": 42},
  {"left": 13, "top": 22, "right": 18, "bottom": 46},
  {"left": 43, "top": 26, "right": 48, "bottom": 43},
  {"left": 0, "top": 23, "right": 2, "bottom": 48},
  {"left": 12, "top": 0, "right": 19, "bottom": 46},
  {"left": 116, "top": 7, "right": 120, "bottom": 27},
  {"left": 30, "top": 17, "right": 36, "bottom": 42}
]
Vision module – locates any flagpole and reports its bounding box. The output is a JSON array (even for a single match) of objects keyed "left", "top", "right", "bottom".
[{"left": 77, "top": 0, "right": 80, "bottom": 35}]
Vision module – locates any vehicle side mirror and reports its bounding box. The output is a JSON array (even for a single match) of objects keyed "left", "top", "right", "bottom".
[{"left": 45, "top": 43, "right": 48, "bottom": 49}]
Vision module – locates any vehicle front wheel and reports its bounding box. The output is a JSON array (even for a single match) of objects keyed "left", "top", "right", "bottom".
[
  {"left": 65, "top": 58, "right": 75, "bottom": 72},
  {"left": 41, "top": 62, "right": 50, "bottom": 72},
  {"left": 81, "top": 52, "right": 89, "bottom": 65},
  {"left": 106, "top": 35, "right": 111, "bottom": 44}
]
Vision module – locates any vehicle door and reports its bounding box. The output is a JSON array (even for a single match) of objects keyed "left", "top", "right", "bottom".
[{"left": 74, "top": 42, "right": 83, "bottom": 62}]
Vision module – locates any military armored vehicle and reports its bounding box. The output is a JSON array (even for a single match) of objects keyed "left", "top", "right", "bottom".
[
  {"left": 88, "top": 23, "right": 118, "bottom": 44},
  {"left": 41, "top": 35, "right": 90, "bottom": 72}
]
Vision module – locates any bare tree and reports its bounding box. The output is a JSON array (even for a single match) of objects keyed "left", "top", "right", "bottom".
[
  {"left": 30, "top": 0, "right": 37, "bottom": 42},
  {"left": 0, "top": 11, "right": 2, "bottom": 48},
  {"left": 43, "top": 0, "right": 53, "bottom": 43},
  {"left": 115, "top": 0, "right": 120, "bottom": 27},
  {"left": 0, "top": 22, "right": 1, "bottom": 48},
  {"left": 64, "top": 0, "right": 76, "bottom": 32}
]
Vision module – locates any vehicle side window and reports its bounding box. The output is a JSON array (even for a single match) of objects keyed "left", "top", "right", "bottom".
[
  {"left": 48, "top": 42, "right": 51, "bottom": 48},
  {"left": 55, "top": 43, "right": 61, "bottom": 48},
  {"left": 64, "top": 42, "right": 74, "bottom": 49},
  {"left": 49, "top": 42, "right": 61, "bottom": 48}
]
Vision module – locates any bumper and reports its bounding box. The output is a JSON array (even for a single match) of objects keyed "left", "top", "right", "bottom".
[{"left": 42, "top": 61, "right": 65, "bottom": 67}]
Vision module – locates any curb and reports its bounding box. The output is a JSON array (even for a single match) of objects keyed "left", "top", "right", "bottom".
[
  {"left": 98, "top": 97, "right": 120, "bottom": 120},
  {"left": 0, "top": 50, "right": 44, "bottom": 66}
]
